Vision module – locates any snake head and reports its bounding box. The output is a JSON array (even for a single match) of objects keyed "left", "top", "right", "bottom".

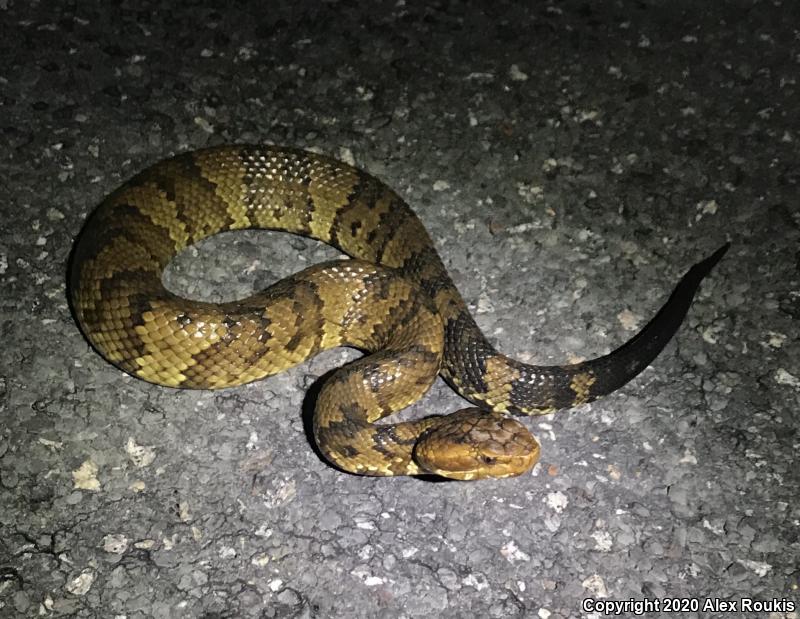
[{"left": 413, "top": 409, "right": 540, "bottom": 480}]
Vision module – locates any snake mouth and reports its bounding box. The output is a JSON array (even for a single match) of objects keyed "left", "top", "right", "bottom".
[{"left": 419, "top": 461, "right": 537, "bottom": 481}]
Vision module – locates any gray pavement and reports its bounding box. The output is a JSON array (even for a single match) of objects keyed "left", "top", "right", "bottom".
[{"left": 0, "top": 1, "right": 797, "bottom": 617}]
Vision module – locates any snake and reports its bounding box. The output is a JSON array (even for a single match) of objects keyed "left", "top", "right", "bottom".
[{"left": 68, "top": 145, "right": 728, "bottom": 480}]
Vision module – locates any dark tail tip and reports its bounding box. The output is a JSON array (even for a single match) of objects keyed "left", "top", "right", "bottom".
[
  {"left": 691, "top": 242, "right": 730, "bottom": 280},
  {"left": 575, "top": 241, "right": 730, "bottom": 403}
]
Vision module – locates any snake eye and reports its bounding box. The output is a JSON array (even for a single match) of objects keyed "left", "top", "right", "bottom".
[{"left": 481, "top": 455, "right": 497, "bottom": 465}]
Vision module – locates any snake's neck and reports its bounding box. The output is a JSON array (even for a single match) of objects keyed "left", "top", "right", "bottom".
[{"left": 313, "top": 417, "right": 441, "bottom": 477}]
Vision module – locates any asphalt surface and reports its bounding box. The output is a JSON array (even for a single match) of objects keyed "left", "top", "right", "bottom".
[{"left": 1, "top": 1, "right": 798, "bottom": 617}]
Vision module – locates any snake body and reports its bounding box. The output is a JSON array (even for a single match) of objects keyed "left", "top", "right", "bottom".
[{"left": 69, "top": 145, "right": 727, "bottom": 479}]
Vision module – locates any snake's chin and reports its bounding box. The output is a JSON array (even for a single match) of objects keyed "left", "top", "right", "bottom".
[{"left": 421, "top": 460, "right": 537, "bottom": 481}]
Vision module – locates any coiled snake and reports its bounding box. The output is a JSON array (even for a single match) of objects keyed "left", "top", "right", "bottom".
[{"left": 69, "top": 145, "right": 728, "bottom": 480}]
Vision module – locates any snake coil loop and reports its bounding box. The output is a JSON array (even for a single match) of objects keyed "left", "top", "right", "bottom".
[{"left": 70, "top": 145, "right": 727, "bottom": 479}]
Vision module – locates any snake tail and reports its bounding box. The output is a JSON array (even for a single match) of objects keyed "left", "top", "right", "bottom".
[{"left": 443, "top": 243, "right": 730, "bottom": 414}]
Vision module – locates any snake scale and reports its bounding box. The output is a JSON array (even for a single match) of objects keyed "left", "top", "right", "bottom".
[{"left": 69, "top": 145, "right": 728, "bottom": 480}]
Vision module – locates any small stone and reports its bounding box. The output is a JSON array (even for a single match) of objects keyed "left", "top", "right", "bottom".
[{"left": 65, "top": 569, "right": 95, "bottom": 596}]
